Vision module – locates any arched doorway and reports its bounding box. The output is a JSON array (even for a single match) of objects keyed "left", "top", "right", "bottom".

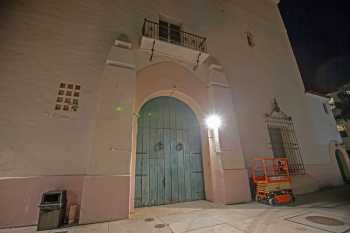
[
  {"left": 335, "top": 149, "right": 350, "bottom": 183},
  {"left": 134, "top": 96, "right": 205, "bottom": 207}
]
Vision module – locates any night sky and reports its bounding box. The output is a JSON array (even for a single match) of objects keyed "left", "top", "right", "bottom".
[{"left": 279, "top": 1, "right": 350, "bottom": 93}]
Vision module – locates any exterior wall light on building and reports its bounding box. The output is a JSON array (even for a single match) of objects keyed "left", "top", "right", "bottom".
[
  {"left": 206, "top": 114, "right": 222, "bottom": 130},
  {"left": 206, "top": 114, "right": 222, "bottom": 152}
]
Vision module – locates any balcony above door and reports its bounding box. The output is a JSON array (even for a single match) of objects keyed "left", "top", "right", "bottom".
[{"left": 140, "top": 19, "right": 209, "bottom": 66}]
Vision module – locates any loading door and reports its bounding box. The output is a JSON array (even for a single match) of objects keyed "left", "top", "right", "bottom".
[{"left": 135, "top": 97, "right": 204, "bottom": 207}]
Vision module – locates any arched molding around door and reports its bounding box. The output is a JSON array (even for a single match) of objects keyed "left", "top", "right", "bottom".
[
  {"left": 129, "top": 55, "right": 251, "bottom": 211},
  {"left": 136, "top": 90, "right": 205, "bottom": 124},
  {"left": 134, "top": 61, "right": 212, "bottom": 121},
  {"left": 134, "top": 57, "right": 230, "bottom": 120},
  {"left": 129, "top": 61, "right": 218, "bottom": 211},
  {"left": 135, "top": 53, "right": 230, "bottom": 89}
]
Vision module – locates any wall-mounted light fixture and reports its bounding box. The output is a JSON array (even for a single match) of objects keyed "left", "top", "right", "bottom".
[
  {"left": 206, "top": 114, "right": 222, "bottom": 153},
  {"left": 205, "top": 114, "right": 222, "bottom": 130}
]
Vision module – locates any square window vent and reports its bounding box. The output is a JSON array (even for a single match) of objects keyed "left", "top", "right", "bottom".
[{"left": 55, "top": 82, "right": 80, "bottom": 112}]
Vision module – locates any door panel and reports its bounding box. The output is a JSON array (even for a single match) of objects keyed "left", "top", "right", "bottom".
[
  {"left": 163, "top": 128, "right": 172, "bottom": 204},
  {"left": 190, "top": 153, "right": 204, "bottom": 200},
  {"left": 141, "top": 128, "right": 150, "bottom": 207},
  {"left": 183, "top": 130, "right": 192, "bottom": 201},
  {"left": 135, "top": 127, "right": 143, "bottom": 207},
  {"left": 135, "top": 97, "right": 204, "bottom": 207},
  {"left": 176, "top": 129, "right": 185, "bottom": 202},
  {"left": 170, "top": 129, "right": 179, "bottom": 202}
]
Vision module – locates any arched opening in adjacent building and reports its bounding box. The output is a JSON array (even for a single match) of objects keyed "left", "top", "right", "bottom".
[
  {"left": 134, "top": 96, "right": 205, "bottom": 207},
  {"left": 335, "top": 149, "right": 350, "bottom": 183}
]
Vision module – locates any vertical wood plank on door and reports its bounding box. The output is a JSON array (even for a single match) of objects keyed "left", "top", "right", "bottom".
[
  {"left": 135, "top": 125, "right": 143, "bottom": 208},
  {"left": 141, "top": 101, "right": 151, "bottom": 207},
  {"left": 141, "top": 128, "right": 150, "bottom": 206},
  {"left": 190, "top": 123, "right": 204, "bottom": 200},
  {"left": 149, "top": 99, "right": 159, "bottom": 206},
  {"left": 183, "top": 130, "right": 192, "bottom": 201},
  {"left": 170, "top": 127, "right": 179, "bottom": 202},
  {"left": 157, "top": 128, "right": 165, "bottom": 205},
  {"left": 164, "top": 128, "right": 172, "bottom": 204}
]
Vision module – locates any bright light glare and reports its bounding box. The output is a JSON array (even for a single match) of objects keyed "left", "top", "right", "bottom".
[{"left": 206, "top": 114, "right": 222, "bottom": 129}]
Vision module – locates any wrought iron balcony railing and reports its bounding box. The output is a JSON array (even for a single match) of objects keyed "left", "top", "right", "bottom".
[{"left": 142, "top": 19, "right": 207, "bottom": 53}]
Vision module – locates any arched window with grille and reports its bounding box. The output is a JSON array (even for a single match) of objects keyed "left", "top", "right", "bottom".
[{"left": 265, "top": 99, "right": 305, "bottom": 175}]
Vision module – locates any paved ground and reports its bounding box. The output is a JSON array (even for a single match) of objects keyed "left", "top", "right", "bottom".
[{"left": 2, "top": 185, "right": 350, "bottom": 233}]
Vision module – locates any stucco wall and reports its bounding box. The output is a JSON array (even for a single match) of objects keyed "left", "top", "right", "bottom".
[
  {"left": 0, "top": 0, "right": 107, "bottom": 177},
  {"left": 0, "top": 0, "right": 298, "bottom": 177},
  {"left": 0, "top": 0, "right": 309, "bottom": 176},
  {"left": 305, "top": 94, "right": 341, "bottom": 164},
  {"left": 303, "top": 93, "right": 344, "bottom": 187},
  {"left": 306, "top": 94, "right": 341, "bottom": 144},
  {"left": 0, "top": 0, "right": 343, "bottom": 227},
  {"left": 0, "top": 176, "right": 84, "bottom": 227}
]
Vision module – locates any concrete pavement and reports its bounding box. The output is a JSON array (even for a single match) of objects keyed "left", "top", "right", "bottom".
[{"left": 1, "top": 185, "right": 349, "bottom": 233}]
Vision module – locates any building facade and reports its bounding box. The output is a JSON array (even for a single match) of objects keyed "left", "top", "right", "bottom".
[
  {"left": 0, "top": 0, "right": 345, "bottom": 228},
  {"left": 328, "top": 83, "right": 350, "bottom": 152}
]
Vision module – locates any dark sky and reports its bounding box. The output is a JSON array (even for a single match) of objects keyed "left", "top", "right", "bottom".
[{"left": 279, "top": 1, "right": 350, "bottom": 93}]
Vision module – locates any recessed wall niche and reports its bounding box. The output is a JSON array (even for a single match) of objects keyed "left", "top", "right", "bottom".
[
  {"left": 246, "top": 32, "right": 255, "bottom": 47},
  {"left": 54, "top": 82, "right": 80, "bottom": 112}
]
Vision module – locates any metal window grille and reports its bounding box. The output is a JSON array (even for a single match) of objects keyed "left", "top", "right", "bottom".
[
  {"left": 265, "top": 99, "right": 305, "bottom": 175},
  {"left": 142, "top": 18, "right": 207, "bottom": 52}
]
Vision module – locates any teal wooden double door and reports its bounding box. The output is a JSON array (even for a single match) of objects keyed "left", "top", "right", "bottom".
[{"left": 135, "top": 97, "right": 204, "bottom": 207}]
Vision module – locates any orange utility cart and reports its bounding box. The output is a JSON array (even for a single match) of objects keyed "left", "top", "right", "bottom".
[{"left": 252, "top": 158, "right": 294, "bottom": 205}]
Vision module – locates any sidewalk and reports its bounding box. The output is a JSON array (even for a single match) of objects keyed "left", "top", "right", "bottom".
[{"left": 1, "top": 185, "right": 349, "bottom": 233}]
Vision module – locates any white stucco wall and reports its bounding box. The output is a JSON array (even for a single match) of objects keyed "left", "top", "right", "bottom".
[
  {"left": 2, "top": 0, "right": 348, "bottom": 227},
  {"left": 306, "top": 93, "right": 341, "bottom": 165},
  {"left": 0, "top": 0, "right": 342, "bottom": 186},
  {"left": 302, "top": 93, "right": 344, "bottom": 187},
  {"left": 305, "top": 93, "right": 341, "bottom": 145},
  {"left": 0, "top": 0, "right": 284, "bottom": 177}
]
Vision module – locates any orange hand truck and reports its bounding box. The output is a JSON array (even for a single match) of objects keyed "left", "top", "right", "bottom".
[{"left": 252, "top": 157, "right": 295, "bottom": 205}]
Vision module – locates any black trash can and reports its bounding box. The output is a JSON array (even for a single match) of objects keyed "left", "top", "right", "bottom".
[{"left": 37, "top": 190, "right": 67, "bottom": 231}]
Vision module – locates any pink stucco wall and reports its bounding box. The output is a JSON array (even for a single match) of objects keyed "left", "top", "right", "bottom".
[
  {"left": 0, "top": 175, "right": 130, "bottom": 228},
  {"left": 79, "top": 175, "right": 130, "bottom": 224},
  {"left": 0, "top": 0, "right": 344, "bottom": 228},
  {"left": 0, "top": 176, "right": 84, "bottom": 228}
]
